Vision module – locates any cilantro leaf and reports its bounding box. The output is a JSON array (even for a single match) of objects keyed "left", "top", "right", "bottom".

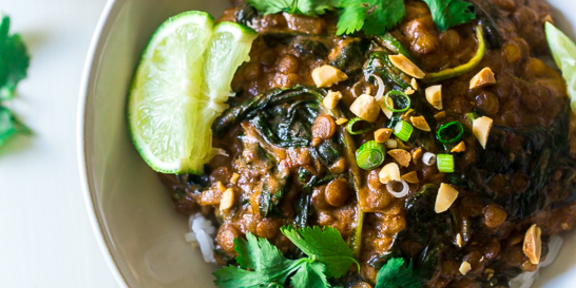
[
  {"left": 291, "top": 261, "right": 330, "bottom": 288},
  {"left": 422, "top": 0, "right": 476, "bottom": 32},
  {"left": 247, "top": 0, "right": 342, "bottom": 17},
  {"left": 235, "top": 231, "right": 291, "bottom": 271},
  {"left": 214, "top": 266, "right": 278, "bottom": 288},
  {"left": 297, "top": 0, "right": 343, "bottom": 17},
  {"left": 0, "top": 16, "right": 30, "bottom": 100},
  {"left": 248, "top": 0, "right": 293, "bottom": 15},
  {"left": 374, "top": 258, "right": 422, "bottom": 288},
  {"left": 0, "top": 107, "right": 21, "bottom": 147},
  {"left": 336, "top": 0, "right": 406, "bottom": 36},
  {"left": 281, "top": 226, "right": 359, "bottom": 278},
  {"left": 215, "top": 232, "right": 298, "bottom": 287}
]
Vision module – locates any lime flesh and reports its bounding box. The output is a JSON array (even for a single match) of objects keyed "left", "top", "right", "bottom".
[{"left": 546, "top": 22, "right": 576, "bottom": 114}]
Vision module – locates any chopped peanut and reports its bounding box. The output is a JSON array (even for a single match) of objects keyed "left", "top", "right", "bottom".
[
  {"left": 410, "top": 116, "right": 431, "bottom": 132},
  {"left": 388, "top": 149, "right": 412, "bottom": 167},
  {"left": 402, "top": 171, "right": 419, "bottom": 184},
  {"left": 396, "top": 139, "right": 411, "bottom": 150},
  {"left": 411, "top": 78, "right": 418, "bottom": 90},
  {"left": 312, "top": 65, "right": 348, "bottom": 88},
  {"left": 220, "top": 188, "right": 235, "bottom": 211},
  {"left": 456, "top": 233, "right": 463, "bottom": 248},
  {"left": 451, "top": 141, "right": 466, "bottom": 153},
  {"left": 323, "top": 90, "right": 343, "bottom": 109},
  {"left": 216, "top": 181, "right": 226, "bottom": 193},
  {"left": 389, "top": 54, "right": 426, "bottom": 79},
  {"left": 435, "top": 183, "right": 459, "bottom": 213},
  {"left": 473, "top": 116, "right": 493, "bottom": 149},
  {"left": 336, "top": 117, "right": 348, "bottom": 125},
  {"left": 405, "top": 87, "right": 415, "bottom": 95},
  {"left": 470, "top": 67, "right": 497, "bottom": 89},
  {"left": 377, "top": 95, "right": 394, "bottom": 119},
  {"left": 425, "top": 85, "right": 443, "bottom": 110},
  {"left": 230, "top": 173, "right": 240, "bottom": 185},
  {"left": 379, "top": 162, "right": 401, "bottom": 184},
  {"left": 434, "top": 111, "right": 446, "bottom": 121},
  {"left": 543, "top": 14, "right": 554, "bottom": 25},
  {"left": 411, "top": 148, "right": 423, "bottom": 164},
  {"left": 350, "top": 94, "right": 380, "bottom": 122},
  {"left": 523, "top": 224, "right": 542, "bottom": 265},
  {"left": 459, "top": 261, "right": 472, "bottom": 275},
  {"left": 403, "top": 108, "right": 416, "bottom": 118},
  {"left": 329, "top": 158, "right": 347, "bottom": 174},
  {"left": 374, "top": 128, "right": 393, "bottom": 143}
]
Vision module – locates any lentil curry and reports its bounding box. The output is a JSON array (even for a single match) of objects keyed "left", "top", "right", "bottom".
[{"left": 159, "top": 0, "right": 576, "bottom": 287}]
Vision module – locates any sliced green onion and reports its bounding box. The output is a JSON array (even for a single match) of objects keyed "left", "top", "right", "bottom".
[
  {"left": 356, "top": 140, "right": 386, "bottom": 170},
  {"left": 347, "top": 117, "right": 374, "bottom": 135},
  {"left": 393, "top": 120, "right": 413, "bottom": 142},
  {"left": 437, "top": 154, "right": 454, "bottom": 173},
  {"left": 437, "top": 121, "right": 464, "bottom": 144},
  {"left": 384, "top": 90, "right": 411, "bottom": 113}
]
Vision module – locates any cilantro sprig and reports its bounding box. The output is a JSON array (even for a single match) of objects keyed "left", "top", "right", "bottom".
[
  {"left": 247, "top": 0, "right": 342, "bottom": 17},
  {"left": 375, "top": 258, "right": 422, "bottom": 288},
  {"left": 0, "top": 15, "right": 31, "bottom": 149},
  {"left": 245, "top": 0, "right": 476, "bottom": 36},
  {"left": 422, "top": 0, "right": 476, "bottom": 32},
  {"left": 281, "top": 226, "right": 359, "bottom": 278},
  {"left": 336, "top": 0, "right": 406, "bottom": 36},
  {"left": 214, "top": 226, "right": 359, "bottom": 288}
]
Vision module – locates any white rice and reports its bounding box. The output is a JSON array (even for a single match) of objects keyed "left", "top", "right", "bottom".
[
  {"left": 509, "top": 235, "right": 564, "bottom": 288},
  {"left": 185, "top": 213, "right": 217, "bottom": 263}
]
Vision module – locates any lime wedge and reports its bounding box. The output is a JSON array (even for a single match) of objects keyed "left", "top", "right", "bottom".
[
  {"left": 546, "top": 22, "right": 576, "bottom": 114},
  {"left": 190, "top": 22, "right": 258, "bottom": 171},
  {"left": 128, "top": 11, "right": 257, "bottom": 174},
  {"left": 203, "top": 22, "right": 258, "bottom": 107},
  {"left": 129, "top": 11, "right": 214, "bottom": 174}
]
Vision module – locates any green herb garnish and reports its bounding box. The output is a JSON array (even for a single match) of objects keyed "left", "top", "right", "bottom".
[
  {"left": 437, "top": 121, "right": 464, "bottom": 144},
  {"left": 375, "top": 257, "right": 422, "bottom": 288},
  {"left": 346, "top": 117, "right": 373, "bottom": 135},
  {"left": 393, "top": 120, "right": 413, "bottom": 142},
  {"left": 421, "top": 0, "right": 476, "bottom": 32},
  {"left": 437, "top": 154, "right": 455, "bottom": 173},
  {"left": 0, "top": 15, "right": 31, "bottom": 149},
  {"left": 356, "top": 140, "right": 386, "bottom": 170},
  {"left": 384, "top": 90, "right": 411, "bottom": 113},
  {"left": 336, "top": 0, "right": 406, "bottom": 36},
  {"left": 214, "top": 226, "right": 359, "bottom": 288},
  {"left": 247, "top": 0, "right": 342, "bottom": 17},
  {"left": 247, "top": 0, "right": 476, "bottom": 36}
]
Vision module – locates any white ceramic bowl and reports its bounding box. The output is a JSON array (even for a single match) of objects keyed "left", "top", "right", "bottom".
[{"left": 78, "top": 0, "right": 576, "bottom": 287}]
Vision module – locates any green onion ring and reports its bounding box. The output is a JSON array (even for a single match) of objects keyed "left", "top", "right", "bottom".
[
  {"left": 393, "top": 120, "right": 414, "bottom": 142},
  {"left": 437, "top": 121, "right": 464, "bottom": 144},
  {"left": 346, "top": 117, "right": 374, "bottom": 135},
  {"left": 356, "top": 140, "right": 386, "bottom": 170},
  {"left": 384, "top": 90, "right": 411, "bottom": 113}
]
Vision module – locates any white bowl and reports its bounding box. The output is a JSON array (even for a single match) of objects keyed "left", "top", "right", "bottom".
[{"left": 78, "top": 0, "right": 576, "bottom": 287}]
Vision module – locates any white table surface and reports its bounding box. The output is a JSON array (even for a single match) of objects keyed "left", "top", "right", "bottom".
[{"left": 0, "top": 0, "right": 119, "bottom": 287}]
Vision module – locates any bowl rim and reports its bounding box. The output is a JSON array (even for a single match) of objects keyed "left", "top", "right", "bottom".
[{"left": 77, "top": 0, "right": 130, "bottom": 287}]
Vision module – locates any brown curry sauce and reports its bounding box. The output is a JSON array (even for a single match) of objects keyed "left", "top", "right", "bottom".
[{"left": 159, "top": 0, "right": 576, "bottom": 287}]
